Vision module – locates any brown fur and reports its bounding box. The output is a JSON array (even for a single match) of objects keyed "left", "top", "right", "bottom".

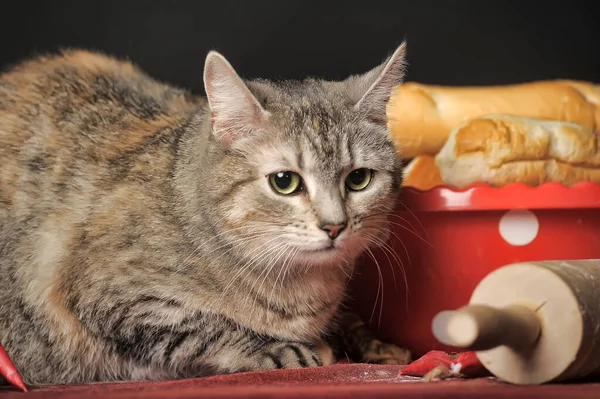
[{"left": 0, "top": 45, "right": 410, "bottom": 385}]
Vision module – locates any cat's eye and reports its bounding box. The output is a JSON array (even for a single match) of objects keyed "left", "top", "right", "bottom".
[
  {"left": 269, "top": 171, "right": 303, "bottom": 195},
  {"left": 345, "top": 168, "right": 374, "bottom": 191}
]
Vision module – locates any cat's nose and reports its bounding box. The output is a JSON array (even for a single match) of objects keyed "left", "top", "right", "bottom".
[{"left": 320, "top": 222, "right": 347, "bottom": 240}]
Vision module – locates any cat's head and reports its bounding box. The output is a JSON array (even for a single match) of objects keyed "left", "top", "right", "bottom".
[{"left": 196, "top": 43, "right": 407, "bottom": 271}]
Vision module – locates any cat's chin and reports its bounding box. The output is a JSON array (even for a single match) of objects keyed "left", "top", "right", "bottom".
[
  {"left": 294, "top": 239, "right": 365, "bottom": 268},
  {"left": 297, "top": 248, "right": 346, "bottom": 267}
]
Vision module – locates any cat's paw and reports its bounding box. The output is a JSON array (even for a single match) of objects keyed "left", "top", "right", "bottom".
[
  {"left": 259, "top": 341, "right": 326, "bottom": 370},
  {"left": 360, "top": 338, "right": 412, "bottom": 365},
  {"left": 337, "top": 312, "right": 412, "bottom": 365},
  {"left": 313, "top": 339, "right": 336, "bottom": 366}
]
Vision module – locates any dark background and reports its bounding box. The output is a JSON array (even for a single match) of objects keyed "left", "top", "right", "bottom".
[{"left": 1, "top": 0, "right": 598, "bottom": 94}]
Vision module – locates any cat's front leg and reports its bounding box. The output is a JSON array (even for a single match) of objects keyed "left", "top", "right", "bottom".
[
  {"left": 80, "top": 298, "right": 334, "bottom": 379},
  {"left": 244, "top": 339, "right": 335, "bottom": 371},
  {"left": 329, "top": 311, "right": 412, "bottom": 365},
  {"left": 173, "top": 334, "right": 333, "bottom": 375}
]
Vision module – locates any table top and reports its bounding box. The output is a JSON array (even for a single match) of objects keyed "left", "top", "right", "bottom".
[{"left": 2, "top": 364, "right": 600, "bottom": 399}]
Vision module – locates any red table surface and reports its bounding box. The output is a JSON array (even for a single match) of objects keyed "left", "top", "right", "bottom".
[{"left": 2, "top": 364, "right": 600, "bottom": 399}]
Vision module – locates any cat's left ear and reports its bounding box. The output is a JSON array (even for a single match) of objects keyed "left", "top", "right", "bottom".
[
  {"left": 343, "top": 41, "right": 407, "bottom": 124},
  {"left": 203, "top": 51, "right": 269, "bottom": 147}
]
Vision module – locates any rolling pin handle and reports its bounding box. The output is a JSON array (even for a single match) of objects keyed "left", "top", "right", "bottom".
[{"left": 433, "top": 304, "right": 541, "bottom": 352}]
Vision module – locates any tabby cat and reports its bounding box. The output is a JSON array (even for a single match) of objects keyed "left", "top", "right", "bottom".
[{"left": 0, "top": 42, "right": 411, "bottom": 385}]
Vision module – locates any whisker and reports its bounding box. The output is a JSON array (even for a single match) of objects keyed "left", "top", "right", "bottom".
[
  {"left": 249, "top": 242, "right": 290, "bottom": 321},
  {"left": 218, "top": 236, "right": 286, "bottom": 299},
  {"left": 396, "top": 200, "right": 429, "bottom": 239},
  {"left": 271, "top": 246, "right": 301, "bottom": 304},
  {"left": 364, "top": 246, "right": 384, "bottom": 330},
  {"left": 219, "top": 240, "right": 288, "bottom": 321},
  {"left": 362, "top": 229, "right": 410, "bottom": 311},
  {"left": 359, "top": 215, "right": 412, "bottom": 314},
  {"left": 362, "top": 231, "right": 398, "bottom": 290},
  {"left": 364, "top": 213, "right": 432, "bottom": 247},
  {"left": 181, "top": 225, "right": 288, "bottom": 269},
  {"left": 177, "top": 226, "right": 285, "bottom": 273},
  {"left": 360, "top": 215, "right": 424, "bottom": 271}
]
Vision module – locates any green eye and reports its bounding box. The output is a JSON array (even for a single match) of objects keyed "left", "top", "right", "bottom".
[
  {"left": 269, "top": 171, "right": 303, "bottom": 195},
  {"left": 345, "top": 168, "right": 374, "bottom": 191}
]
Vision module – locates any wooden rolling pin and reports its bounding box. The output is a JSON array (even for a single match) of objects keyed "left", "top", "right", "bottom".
[{"left": 431, "top": 259, "right": 600, "bottom": 385}]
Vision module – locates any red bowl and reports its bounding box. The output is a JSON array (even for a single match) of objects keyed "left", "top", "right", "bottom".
[{"left": 349, "top": 182, "right": 600, "bottom": 358}]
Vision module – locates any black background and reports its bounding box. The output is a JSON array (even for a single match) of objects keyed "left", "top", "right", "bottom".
[{"left": 1, "top": 0, "right": 598, "bottom": 94}]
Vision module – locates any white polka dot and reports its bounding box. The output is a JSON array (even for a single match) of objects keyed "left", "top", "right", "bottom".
[{"left": 498, "top": 210, "right": 539, "bottom": 246}]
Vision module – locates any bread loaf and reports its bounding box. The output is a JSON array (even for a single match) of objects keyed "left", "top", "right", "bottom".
[
  {"left": 387, "top": 80, "right": 600, "bottom": 159},
  {"left": 435, "top": 114, "right": 600, "bottom": 189},
  {"left": 402, "top": 155, "right": 444, "bottom": 190}
]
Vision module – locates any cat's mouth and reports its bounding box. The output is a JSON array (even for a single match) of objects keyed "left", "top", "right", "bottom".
[
  {"left": 307, "top": 245, "right": 335, "bottom": 253},
  {"left": 303, "top": 238, "right": 345, "bottom": 254},
  {"left": 291, "top": 235, "right": 370, "bottom": 267}
]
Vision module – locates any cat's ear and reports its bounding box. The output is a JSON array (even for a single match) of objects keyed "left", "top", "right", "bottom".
[
  {"left": 203, "top": 51, "right": 269, "bottom": 147},
  {"left": 343, "top": 41, "right": 407, "bottom": 124}
]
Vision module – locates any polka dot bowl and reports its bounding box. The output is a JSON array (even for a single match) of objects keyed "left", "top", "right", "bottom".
[{"left": 349, "top": 181, "right": 600, "bottom": 358}]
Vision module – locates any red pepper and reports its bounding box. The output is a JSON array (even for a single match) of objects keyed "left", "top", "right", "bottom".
[
  {"left": 399, "top": 350, "right": 453, "bottom": 376},
  {"left": 400, "top": 350, "right": 491, "bottom": 379},
  {"left": 0, "top": 343, "right": 27, "bottom": 392}
]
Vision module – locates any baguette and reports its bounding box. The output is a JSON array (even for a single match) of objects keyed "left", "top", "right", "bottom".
[
  {"left": 402, "top": 155, "right": 444, "bottom": 191},
  {"left": 435, "top": 114, "right": 600, "bottom": 189},
  {"left": 387, "top": 80, "right": 600, "bottom": 159}
]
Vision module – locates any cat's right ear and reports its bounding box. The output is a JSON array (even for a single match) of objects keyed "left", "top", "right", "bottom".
[{"left": 203, "top": 51, "right": 269, "bottom": 147}]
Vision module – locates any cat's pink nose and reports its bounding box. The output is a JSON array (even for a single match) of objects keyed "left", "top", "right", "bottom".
[{"left": 320, "top": 222, "right": 346, "bottom": 240}]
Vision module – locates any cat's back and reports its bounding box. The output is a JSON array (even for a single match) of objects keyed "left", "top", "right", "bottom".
[{"left": 0, "top": 49, "right": 203, "bottom": 208}]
